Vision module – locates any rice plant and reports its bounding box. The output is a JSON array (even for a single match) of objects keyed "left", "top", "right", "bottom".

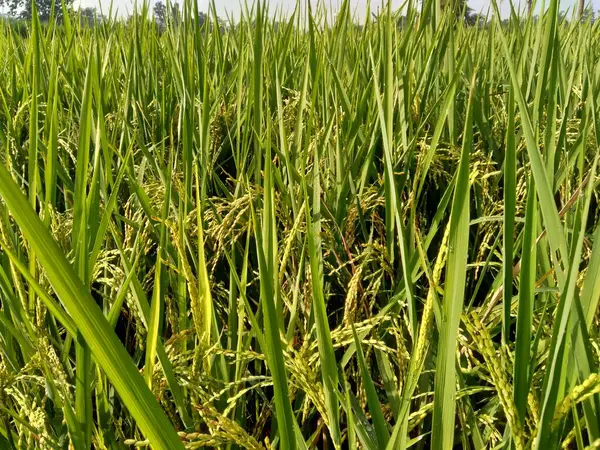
[{"left": 0, "top": 0, "right": 599, "bottom": 448}]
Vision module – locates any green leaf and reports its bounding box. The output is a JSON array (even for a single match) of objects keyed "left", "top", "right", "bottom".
[
  {"left": 0, "top": 162, "right": 184, "bottom": 450},
  {"left": 352, "top": 325, "right": 389, "bottom": 448},
  {"left": 431, "top": 73, "right": 475, "bottom": 450}
]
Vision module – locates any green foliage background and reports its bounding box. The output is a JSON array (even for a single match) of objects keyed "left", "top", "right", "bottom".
[{"left": 0, "top": 0, "right": 600, "bottom": 448}]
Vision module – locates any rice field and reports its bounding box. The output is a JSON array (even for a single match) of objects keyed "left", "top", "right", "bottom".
[{"left": 0, "top": 0, "right": 599, "bottom": 448}]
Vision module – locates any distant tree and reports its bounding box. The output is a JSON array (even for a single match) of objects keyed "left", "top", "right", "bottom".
[
  {"left": 456, "top": 0, "right": 477, "bottom": 24},
  {"left": 24, "top": 0, "right": 72, "bottom": 21},
  {"left": 0, "top": 0, "right": 73, "bottom": 21},
  {"left": 190, "top": 10, "right": 223, "bottom": 30},
  {"left": 0, "top": 0, "right": 20, "bottom": 18},
  {"left": 153, "top": 0, "right": 166, "bottom": 28},
  {"left": 150, "top": 2, "right": 222, "bottom": 31},
  {"left": 440, "top": 0, "right": 477, "bottom": 25},
  {"left": 153, "top": 1, "right": 180, "bottom": 29},
  {"left": 558, "top": 10, "right": 571, "bottom": 22},
  {"left": 78, "top": 6, "right": 103, "bottom": 25},
  {"left": 125, "top": 12, "right": 143, "bottom": 27},
  {"left": 197, "top": 11, "right": 207, "bottom": 26},
  {"left": 580, "top": 2, "right": 595, "bottom": 21}
]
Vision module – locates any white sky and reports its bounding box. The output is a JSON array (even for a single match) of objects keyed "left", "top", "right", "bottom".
[
  {"left": 82, "top": 0, "right": 595, "bottom": 20},
  {"left": 1, "top": 0, "right": 594, "bottom": 22},
  {"left": 195, "top": 0, "right": 589, "bottom": 19}
]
